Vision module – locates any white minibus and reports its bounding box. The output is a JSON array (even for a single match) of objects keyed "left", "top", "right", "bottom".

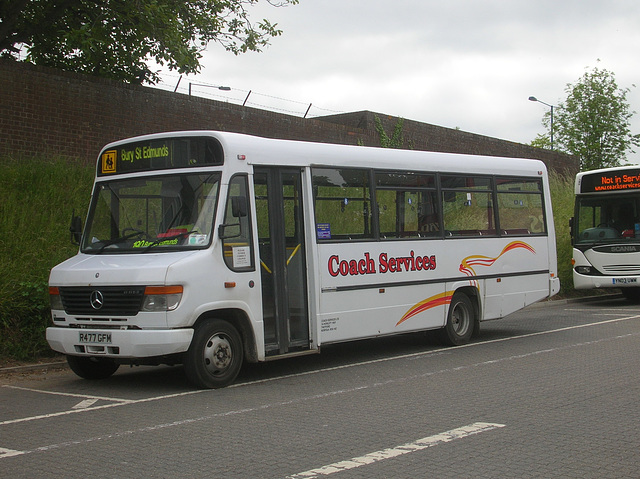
[{"left": 47, "top": 131, "right": 559, "bottom": 387}]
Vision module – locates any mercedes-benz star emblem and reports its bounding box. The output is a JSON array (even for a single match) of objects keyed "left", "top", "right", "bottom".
[{"left": 90, "top": 290, "right": 104, "bottom": 310}]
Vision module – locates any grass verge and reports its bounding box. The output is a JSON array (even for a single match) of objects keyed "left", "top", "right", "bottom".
[{"left": 0, "top": 155, "right": 93, "bottom": 360}]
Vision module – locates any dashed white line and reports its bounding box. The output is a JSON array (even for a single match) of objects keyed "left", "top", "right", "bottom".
[{"left": 286, "top": 422, "right": 506, "bottom": 478}]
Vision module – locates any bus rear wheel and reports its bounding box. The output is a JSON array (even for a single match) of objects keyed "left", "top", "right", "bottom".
[
  {"left": 439, "top": 292, "right": 475, "bottom": 346},
  {"left": 184, "top": 318, "right": 243, "bottom": 389},
  {"left": 67, "top": 355, "right": 119, "bottom": 380}
]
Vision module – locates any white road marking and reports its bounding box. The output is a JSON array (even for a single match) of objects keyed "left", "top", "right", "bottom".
[
  {"left": 286, "top": 422, "right": 506, "bottom": 478},
  {"left": 1, "top": 386, "right": 370, "bottom": 457},
  {"left": 0, "top": 447, "right": 24, "bottom": 458},
  {"left": 1, "top": 313, "right": 639, "bottom": 429},
  {"left": 2, "top": 329, "right": 637, "bottom": 459},
  {"left": 0, "top": 320, "right": 637, "bottom": 459},
  {"left": 2, "top": 385, "right": 132, "bottom": 403},
  {"left": 72, "top": 399, "right": 99, "bottom": 409}
]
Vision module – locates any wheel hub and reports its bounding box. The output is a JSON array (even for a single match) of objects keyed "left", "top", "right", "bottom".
[
  {"left": 452, "top": 305, "right": 470, "bottom": 335},
  {"left": 203, "top": 335, "right": 232, "bottom": 373}
]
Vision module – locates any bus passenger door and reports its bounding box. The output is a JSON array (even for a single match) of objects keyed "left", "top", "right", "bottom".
[{"left": 254, "top": 168, "right": 310, "bottom": 356}]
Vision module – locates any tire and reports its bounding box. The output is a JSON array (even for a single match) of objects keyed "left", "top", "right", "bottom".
[
  {"left": 621, "top": 287, "right": 640, "bottom": 303},
  {"left": 66, "top": 355, "right": 119, "bottom": 380},
  {"left": 439, "top": 292, "right": 475, "bottom": 346},
  {"left": 184, "top": 319, "right": 243, "bottom": 389}
]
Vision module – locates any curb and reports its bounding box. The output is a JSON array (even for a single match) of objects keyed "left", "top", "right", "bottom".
[{"left": 0, "top": 360, "right": 68, "bottom": 376}]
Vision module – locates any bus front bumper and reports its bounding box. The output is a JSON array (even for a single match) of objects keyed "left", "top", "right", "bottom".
[
  {"left": 46, "top": 327, "right": 194, "bottom": 358},
  {"left": 573, "top": 273, "right": 640, "bottom": 290}
]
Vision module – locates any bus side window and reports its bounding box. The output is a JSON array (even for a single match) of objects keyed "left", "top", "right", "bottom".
[
  {"left": 441, "top": 175, "right": 495, "bottom": 236},
  {"left": 375, "top": 171, "right": 439, "bottom": 239},
  {"left": 495, "top": 178, "right": 546, "bottom": 235},
  {"left": 221, "top": 175, "right": 255, "bottom": 271},
  {"left": 312, "top": 167, "right": 373, "bottom": 241}
]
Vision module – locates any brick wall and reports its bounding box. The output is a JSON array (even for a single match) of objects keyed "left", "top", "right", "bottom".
[{"left": 0, "top": 59, "right": 577, "bottom": 173}]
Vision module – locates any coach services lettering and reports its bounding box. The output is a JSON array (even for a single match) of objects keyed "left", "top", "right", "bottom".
[{"left": 328, "top": 251, "right": 437, "bottom": 277}]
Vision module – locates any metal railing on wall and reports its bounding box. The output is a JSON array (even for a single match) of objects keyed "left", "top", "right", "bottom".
[{"left": 157, "top": 73, "right": 343, "bottom": 119}]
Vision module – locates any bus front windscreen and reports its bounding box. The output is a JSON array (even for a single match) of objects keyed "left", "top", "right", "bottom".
[
  {"left": 574, "top": 194, "right": 640, "bottom": 245},
  {"left": 82, "top": 173, "right": 221, "bottom": 253}
]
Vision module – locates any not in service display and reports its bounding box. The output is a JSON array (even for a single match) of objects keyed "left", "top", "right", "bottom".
[{"left": 580, "top": 168, "right": 640, "bottom": 193}]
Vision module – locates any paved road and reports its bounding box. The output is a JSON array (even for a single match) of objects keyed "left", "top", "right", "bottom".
[{"left": 1, "top": 296, "right": 639, "bottom": 478}]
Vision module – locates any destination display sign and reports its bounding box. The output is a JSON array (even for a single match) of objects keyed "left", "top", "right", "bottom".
[
  {"left": 580, "top": 168, "right": 640, "bottom": 193},
  {"left": 97, "top": 137, "right": 223, "bottom": 176}
]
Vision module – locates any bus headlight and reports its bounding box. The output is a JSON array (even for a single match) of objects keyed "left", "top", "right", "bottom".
[
  {"left": 49, "top": 286, "right": 63, "bottom": 310},
  {"left": 142, "top": 286, "right": 183, "bottom": 312},
  {"left": 575, "top": 266, "right": 592, "bottom": 275}
]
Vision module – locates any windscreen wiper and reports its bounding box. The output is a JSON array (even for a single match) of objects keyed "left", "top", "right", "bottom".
[{"left": 95, "top": 229, "right": 147, "bottom": 253}]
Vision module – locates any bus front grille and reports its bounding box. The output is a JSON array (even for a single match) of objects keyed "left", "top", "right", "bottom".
[
  {"left": 59, "top": 286, "right": 145, "bottom": 316},
  {"left": 602, "top": 264, "right": 640, "bottom": 274}
]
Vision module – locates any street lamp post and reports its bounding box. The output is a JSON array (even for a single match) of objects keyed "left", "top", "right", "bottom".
[
  {"left": 189, "top": 83, "right": 231, "bottom": 96},
  {"left": 528, "top": 96, "right": 555, "bottom": 150}
]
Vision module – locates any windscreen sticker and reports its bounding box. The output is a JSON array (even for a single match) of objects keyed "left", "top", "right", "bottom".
[
  {"left": 188, "top": 234, "right": 208, "bottom": 246},
  {"left": 317, "top": 223, "right": 331, "bottom": 240}
]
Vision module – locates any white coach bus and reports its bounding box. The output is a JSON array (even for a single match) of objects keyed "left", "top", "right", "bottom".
[
  {"left": 571, "top": 165, "right": 640, "bottom": 300},
  {"left": 47, "top": 131, "right": 559, "bottom": 388}
]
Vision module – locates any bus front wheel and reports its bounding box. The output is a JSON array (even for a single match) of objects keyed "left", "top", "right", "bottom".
[
  {"left": 184, "top": 318, "right": 243, "bottom": 389},
  {"left": 67, "top": 355, "right": 119, "bottom": 380},
  {"left": 621, "top": 287, "right": 640, "bottom": 303},
  {"left": 439, "top": 292, "right": 475, "bottom": 346}
]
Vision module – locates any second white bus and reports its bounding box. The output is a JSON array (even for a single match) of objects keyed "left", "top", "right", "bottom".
[
  {"left": 47, "top": 131, "right": 559, "bottom": 388},
  {"left": 571, "top": 165, "right": 640, "bottom": 300}
]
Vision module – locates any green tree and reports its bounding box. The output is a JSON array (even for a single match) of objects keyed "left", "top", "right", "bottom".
[
  {"left": 529, "top": 133, "right": 552, "bottom": 150},
  {"left": 0, "top": 0, "right": 297, "bottom": 84},
  {"left": 536, "top": 65, "right": 640, "bottom": 171}
]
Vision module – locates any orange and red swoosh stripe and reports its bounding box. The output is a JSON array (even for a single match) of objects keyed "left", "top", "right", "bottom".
[
  {"left": 397, "top": 241, "right": 535, "bottom": 327},
  {"left": 397, "top": 291, "right": 454, "bottom": 326}
]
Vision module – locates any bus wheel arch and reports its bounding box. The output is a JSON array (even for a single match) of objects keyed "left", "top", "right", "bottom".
[{"left": 440, "top": 288, "right": 478, "bottom": 346}]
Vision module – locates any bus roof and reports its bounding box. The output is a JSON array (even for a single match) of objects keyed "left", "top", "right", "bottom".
[{"left": 100, "top": 130, "right": 549, "bottom": 178}]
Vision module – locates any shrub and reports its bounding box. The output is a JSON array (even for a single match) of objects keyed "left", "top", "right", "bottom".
[{"left": 0, "top": 155, "right": 93, "bottom": 360}]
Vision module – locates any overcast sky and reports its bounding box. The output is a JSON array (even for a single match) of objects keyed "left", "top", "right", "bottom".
[{"left": 158, "top": 0, "right": 640, "bottom": 164}]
